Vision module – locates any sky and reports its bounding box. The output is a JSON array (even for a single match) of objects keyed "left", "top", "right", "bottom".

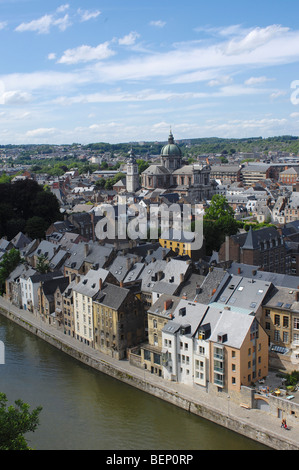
[{"left": 1, "top": 0, "right": 299, "bottom": 145}]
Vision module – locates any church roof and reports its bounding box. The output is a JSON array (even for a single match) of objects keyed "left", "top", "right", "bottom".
[
  {"left": 161, "top": 130, "right": 182, "bottom": 157},
  {"left": 142, "top": 164, "right": 170, "bottom": 175}
]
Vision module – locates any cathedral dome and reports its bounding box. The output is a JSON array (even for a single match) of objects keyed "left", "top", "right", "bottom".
[{"left": 161, "top": 130, "right": 182, "bottom": 157}]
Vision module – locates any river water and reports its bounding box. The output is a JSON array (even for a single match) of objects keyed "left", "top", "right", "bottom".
[{"left": 0, "top": 316, "right": 269, "bottom": 450}]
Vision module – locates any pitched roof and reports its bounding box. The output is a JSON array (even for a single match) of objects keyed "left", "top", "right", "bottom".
[
  {"left": 209, "top": 309, "right": 256, "bottom": 349},
  {"left": 72, "top": 268, "right": 110, "bottom": 297},
  {"left": 93, "top": 282, "right": 131, "bottom": 310}
]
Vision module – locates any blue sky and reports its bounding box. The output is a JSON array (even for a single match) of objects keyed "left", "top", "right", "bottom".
[{"left": 1, "top": 0, "right": 299, "bottom": 144}]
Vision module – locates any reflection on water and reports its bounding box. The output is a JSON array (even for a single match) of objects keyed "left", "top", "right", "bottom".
[{"left": 0, "top": 316, "right": 269, "bottom": 450}]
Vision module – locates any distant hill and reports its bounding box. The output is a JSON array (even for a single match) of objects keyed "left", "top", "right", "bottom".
[{"left": 1, "top": 135, "right": 299, "bottom": 158}]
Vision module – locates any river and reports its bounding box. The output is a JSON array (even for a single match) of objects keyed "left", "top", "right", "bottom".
[{"left": 0, "top": 315, "right": 269, "bottom": 450}]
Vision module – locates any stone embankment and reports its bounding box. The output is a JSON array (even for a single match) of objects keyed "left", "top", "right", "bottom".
[{"left": 0, "top": 296, "right": 299, "bottom": 451}]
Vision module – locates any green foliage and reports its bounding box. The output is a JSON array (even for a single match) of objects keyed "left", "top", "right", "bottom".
[
  {"left": 0, "top": 173, "right": 13, "bottom": 184},
  {"left": 0, "top": 392, "right": 42, "bottom": 450},
  {"left": 243, "top": 222, "right": 277, "bottom": 231},
  {"left": 0, "top": 248, "right": 22, "bottom": 293},
  {"left": 25, "top": 217, "right": 48, "bottom": 240},
  {"left": 203, "top": 195, "right": 239, "bottom": 255},
  {"left": 136, "top": 159, "right": 149, "bottom": 174},
  {"left": 284, "top": 371, "right": 299, "bottom": 387},
  {"left": 0, "top": 180, "right": 61, "bottom": 240},
  {"left": 35, "top": 254, "right": 49, "bottom": 274}
]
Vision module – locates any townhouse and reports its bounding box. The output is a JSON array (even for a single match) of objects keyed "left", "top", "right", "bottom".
[
  {"left": 262, "top": 286, "right": 299, "bottom": 354},
  {"left": 72, "top": 268, "right": 116, "bottom": 346},
  {"left": 37, "top": 276, "right": 69, "bottom": 325},
  {"left": 93, "top": 282, "right": 145, "bottom": 360}
]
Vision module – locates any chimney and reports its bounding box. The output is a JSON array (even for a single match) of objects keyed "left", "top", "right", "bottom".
[
  {"left": 164, "top": 299, "right": 173, "bottom": 310},
  {"left": 237, "top": 267, "right": 241, "bottom": 274},
  {"left": 84, "top": 243, "right": 89, "bottom": 257},
  {"left": 180, "top": 273, "right": 184, "bottom": 283},
  {"left": 296, "top": 291, "right": 299, "bottom": 302},
  {"left": 99, "top": 278, "right": 102, "bottom": 290},
  {"left": 120, "top": 280, "right": 124, "bottom": 288}
]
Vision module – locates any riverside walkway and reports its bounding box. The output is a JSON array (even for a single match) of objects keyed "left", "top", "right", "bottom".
[{"left": 0, "top": 295, "right": 298, "bottom": 450}]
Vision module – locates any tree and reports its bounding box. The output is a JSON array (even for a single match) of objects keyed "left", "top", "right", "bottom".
[
  {"left": 36, "top": 254, "right": 49, "bottom": 274},
  {"left": 25, "top": 216, "right": 48, "bottom": 240},
  {"left": 203, "top": 195, "right": 239, "bottom": 255},
  {"left": 0, "top": 393, "right": 42, "bottom": 450},
  {"left": 0, "top": 248, "right": 22, "bottom": 294}
]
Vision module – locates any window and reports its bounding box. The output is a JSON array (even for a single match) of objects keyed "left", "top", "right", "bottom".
[
  {"left": 294, "top": 318, "right": 299, "bottom": 330},
  {"left": 283, "top": 331, "right": 289, "bottom": 343},
  {"left": 283, "top": 316, "right": 289, "bottom": 328},
  {"left": 274, "top": 314, "right": 280, "bottom": 326}
]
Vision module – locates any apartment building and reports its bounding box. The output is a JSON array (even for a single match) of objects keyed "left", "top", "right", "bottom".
[
  {"left": 72, "top": 268, "right": 115, "bottom": 346},
  {"left": 209, "top": 310, "right": 269, "bottom": 393},
  {"left": 160, "top": 295, "right": 269, "bottom": 392},
  {"left": 93, "top": 282, "right": 145, "bottom": 360},
  {"left": 162, "top": 299, "right": 210, "bottom": 385},
  {"left": 261, "top": 287, "right": 299, "bottom": 353},
  {"left": 218, "top": 226, "right": 290, "bottom": 274},
  {"left": 141, "top": 295, "right": 181, "bottom": 376}
]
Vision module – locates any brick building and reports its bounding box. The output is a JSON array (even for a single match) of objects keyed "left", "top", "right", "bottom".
[{"left": 218, "top": 227, "right": 290, "bottom": 274}]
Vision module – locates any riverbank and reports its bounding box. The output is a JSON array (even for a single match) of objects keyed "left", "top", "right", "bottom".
[{"left": 0, "top": 296, "right": 298, "bottom": 451}]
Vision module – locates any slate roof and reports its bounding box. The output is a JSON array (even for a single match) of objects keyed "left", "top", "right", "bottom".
[
  {"left": 32, "top": 240, "right": 58, "bottom": 261},
  {"left": 233, "top": 226, "right": 281, "bottom": 250},
  {"left": 64, "top": 241, "right": 113, "bottom": 271},
  {"left": 226, "top": 262, "right": 299, "bottom": 289},
  {"left": 10, "top": 232, "right": 32, "bottom": 249},
  {"left": 72, "top": 268, "right": 110, "bottom": 297},
  {"left": 93, "top": 282, "right": 131, "bottom": 310},
  {"left": 108, "top": 254, "right": 140, "bottom": 282},
  {"left": 262, "top": 286, "right": 299, "bottom": 313},
  {"left": 211, "top": 273, "right": 273, "bottom": 313},
  {"left": 209, "top": 309, "right": 256, "bottom": 349},
  {"left": 162, "top": 299, "right": 209, "bottom": 337},
  {"left": 193, "top": 268, "right": 228, "bottom": 304}
]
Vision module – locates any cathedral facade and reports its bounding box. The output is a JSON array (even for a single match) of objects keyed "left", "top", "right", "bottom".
[{"left": 141, "top": 130, "right": 216, "bottom": 201}]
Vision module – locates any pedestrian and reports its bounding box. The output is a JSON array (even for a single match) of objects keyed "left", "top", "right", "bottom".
[{"left": 280, "top": 419, "right": 287, "bottom": 428}]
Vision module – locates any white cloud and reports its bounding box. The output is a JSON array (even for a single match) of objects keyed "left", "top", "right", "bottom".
[
  {"left": 57, "top": 42, "right": 115, "bottom": 65},
  {"left": 270, "top": 90, "right": 287, "bottom": 99},
  {"left": 208, "top": 75, "right": 233, "bottom": 87},
  {"left": 245, "top": 76, "right": 273, "bottom": 85},
  {"left": 53, "top": 14, "right": 71, "bottom": 32},
  {"left": 0, "top": 21, "right": 7, "bottom": 30},
  {"left": 26, "top": 127, "right": 56, "bottom": 137},
  {"left": 15, "top": 11, "right": 72, "bottom": 34},
  {"left": 118, "top": 31, "right": 140, "bottom": 46},
  {"left": 149, "top": 20, "right": 166, "bottom": 28},
  {"left": 225, "top": 25, "right": 290, "bottom": 55},
  {"left": 48, "top": 53, "right": 56, "bottom": 61},
  {"left": 77, "top": 8, "right": 101, "bottom": 22},
  {"left": 15, "top": 14, "right": 54, "bottom": 34},
  {"left": 56, "top": 4, "right": 69, "bottom": 13},
  {"left": 2, "top": 90, "right": 32, "bottom": 105}
]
